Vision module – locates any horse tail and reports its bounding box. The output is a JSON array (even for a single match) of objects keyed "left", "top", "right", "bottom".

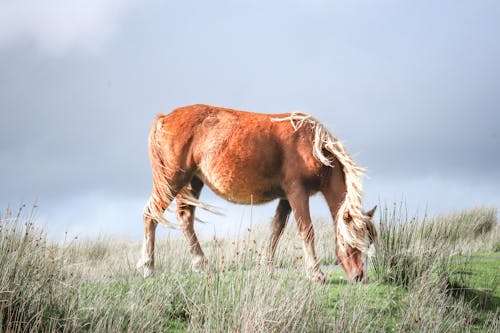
[
  {"left": 143, "top": 114, "right": 178, "bottom": 228},
  {"left": 144, "top": 114, "right": 222, "bottom": 228}
]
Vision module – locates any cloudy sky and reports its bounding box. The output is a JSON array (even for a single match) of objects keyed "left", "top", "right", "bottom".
[{"left": 1, "top": 0, "right": 499, "bottom": 241}]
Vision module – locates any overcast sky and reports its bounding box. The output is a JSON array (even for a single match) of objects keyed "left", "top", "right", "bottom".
[{"left": 1, "top": 0, "right": 499, "bottom": 241}]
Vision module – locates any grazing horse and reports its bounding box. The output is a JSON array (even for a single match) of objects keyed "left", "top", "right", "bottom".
[{"left": 137, "top": 104, "right": 377, "bottom": 283}]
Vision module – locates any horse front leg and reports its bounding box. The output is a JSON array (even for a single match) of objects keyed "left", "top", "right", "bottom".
[
  {"left": 266, "top": 199, "right": 292, "bottom": 265},
  {"left": 287, "top": 189, "right": 325, "bottom": 283}
]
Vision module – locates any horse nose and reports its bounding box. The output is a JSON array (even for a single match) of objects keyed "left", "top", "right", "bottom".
[{"left": 353, "top": 274, "right": 363, "bottom": 283}]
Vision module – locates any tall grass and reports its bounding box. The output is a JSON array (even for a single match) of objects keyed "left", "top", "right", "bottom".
[
  {"left": 0, "top": 205, "right": 79, "bottom": 331},
  {"left": 0, "top": 205, "right": 329, "bottom": 332},
  {"left": 1, "top": 204, "right": 498, "bottom": 332},
  {"left": 372, "top": 204, "right": 498, "bottom": 287}
]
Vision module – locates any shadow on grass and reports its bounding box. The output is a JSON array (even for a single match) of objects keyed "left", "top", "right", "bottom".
[{"left": 449, "top": 286, "right": 500, "bottom": 312}]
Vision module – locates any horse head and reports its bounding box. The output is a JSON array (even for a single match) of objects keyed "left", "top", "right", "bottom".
[{"left": 335, "top": 205, "right": 377, "bottom": 283}]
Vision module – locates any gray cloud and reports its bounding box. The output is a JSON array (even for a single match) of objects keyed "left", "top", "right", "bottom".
[
  {"left": 0, "top": 0, "right": 136, "bottom": 55},
  {"left": 1, "top": 1, "right": 499, "bottom": 240}
]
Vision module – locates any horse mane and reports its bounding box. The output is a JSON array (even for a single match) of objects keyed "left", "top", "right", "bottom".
[{"left": 271, "top": 112, "right": 375, "bottom": 254}]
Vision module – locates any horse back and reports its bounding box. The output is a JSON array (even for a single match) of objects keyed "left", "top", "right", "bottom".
[{"left": 156, "top": 104, "right": 325, "bottom": 203}]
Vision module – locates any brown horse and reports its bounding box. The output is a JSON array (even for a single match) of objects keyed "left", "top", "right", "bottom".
[{"left": 137, "top": 104, "right": 377, "bottom": 283}]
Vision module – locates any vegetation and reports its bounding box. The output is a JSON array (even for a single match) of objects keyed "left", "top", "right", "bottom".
[{"left": 0, "top": 204, "right": 498, "bottom": 332}]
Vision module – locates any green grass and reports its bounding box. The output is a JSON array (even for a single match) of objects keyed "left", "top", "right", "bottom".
[
  {"left": 1, "top": 204, "right": 499, "bottom": 332},
  {"left": 321, "top": 255, "right": 499, "bottom": 332},
  {"left": 446, "top": 255, "right": 499, "bottom": 329}
]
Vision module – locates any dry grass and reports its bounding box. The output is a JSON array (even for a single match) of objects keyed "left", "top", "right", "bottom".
[{"left": 1, "top": 204, "right": 498, "bottom": 332}]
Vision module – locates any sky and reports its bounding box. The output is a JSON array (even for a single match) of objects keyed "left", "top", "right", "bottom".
[{"left": 1, "top": 0, "right": 499, "bottom": 242}]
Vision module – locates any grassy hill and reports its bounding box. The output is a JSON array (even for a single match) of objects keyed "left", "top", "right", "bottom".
[{"left": 1, "top": 205, "right": 498, "bottom": 332}]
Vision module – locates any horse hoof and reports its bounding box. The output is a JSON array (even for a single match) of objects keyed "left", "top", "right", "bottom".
[
  {"left": 143, "top": 266, "right": 154, "bottom": 278},
  {"left": 309, "top": 270, "right": 326, "bottom": 284},
  {"left": 192, "top": 256, "right": 208, "bottom": 273},
  {"left": 137, "top": 260, "right": 154, "bottom": 278}
]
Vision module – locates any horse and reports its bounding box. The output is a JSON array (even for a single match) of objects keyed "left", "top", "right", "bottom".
[{"left": 137, "top": 104, "right": 377, "bottom": 283}]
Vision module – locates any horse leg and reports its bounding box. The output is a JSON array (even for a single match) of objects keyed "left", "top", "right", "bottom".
[
  {"left": 138, "top": 173, "right": 190, "bottom": 278},
  {"left": 176, "top": 177, "right": 208, "bottom": 272},
  {"left": 137, "top": 184, "right": 166, "bottom": 278},
  {"left": 287, "top": 189, "right": 325, "bottom": 283},
  {"left": 266, "top": 199, "right": 292, "bottom": 265}
]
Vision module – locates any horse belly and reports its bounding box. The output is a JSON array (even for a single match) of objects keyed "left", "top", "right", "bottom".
[
  {"left": 200, "top": 173, "right": 281, "bottom": 204},
  {"left": 196, "top": 147, "right": 283, "bottom": 204},
  {"left": 191, "top": 110, "right": 288, "bottom": 204}
]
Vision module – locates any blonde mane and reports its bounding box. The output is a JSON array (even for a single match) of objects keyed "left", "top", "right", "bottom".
[{"left": 271, "top": 112, "right": 372, "bottom": 254}]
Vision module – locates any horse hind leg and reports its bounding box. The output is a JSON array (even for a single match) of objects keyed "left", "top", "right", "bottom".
[
  {"left": 176, "top": 177, "right": 208, "bottom": 272},
  {"left": 137, "top": 174, "right": 191, "bottom": 278},
  {"left": 137, "top": 186, "right": 165, "bottom": 278}
]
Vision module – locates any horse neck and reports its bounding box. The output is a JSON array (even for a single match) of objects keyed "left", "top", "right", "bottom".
[{"left": 321, "top": 161, "right": 348, "bottom": 224}]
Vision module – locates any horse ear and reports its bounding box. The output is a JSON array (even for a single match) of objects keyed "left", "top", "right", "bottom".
[
  {"left": 343, "top": 210, "right": 352, "bottom": 221},
  {"left": 366, "top": 205, "right": 377, "bottom": 218}
]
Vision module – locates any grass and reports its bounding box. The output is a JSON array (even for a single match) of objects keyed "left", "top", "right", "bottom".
[{"left": 0, "top": 204, "right": 499, "bottom": 332}]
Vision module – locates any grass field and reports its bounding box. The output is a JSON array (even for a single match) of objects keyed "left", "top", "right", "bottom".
[{"left": 1, "top": 204, "right": 498, "bottom": 332}]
